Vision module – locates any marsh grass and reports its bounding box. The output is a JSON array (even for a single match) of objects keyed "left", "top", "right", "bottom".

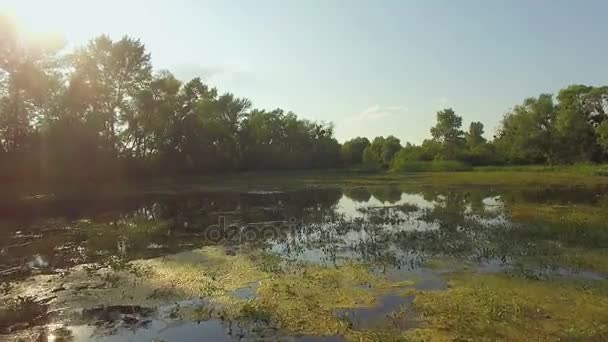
[
  {"left": 250, "top": 263, "right": 415, "bottom": 338},
  {"left": 391, "top": 160, "right": 472, "bottom": 173},
  {"left": 475, "top": 163, "right": 608, "bottom": 176},
  {"left": 405, "top": 273, "right": 608, "bottom": 341}
]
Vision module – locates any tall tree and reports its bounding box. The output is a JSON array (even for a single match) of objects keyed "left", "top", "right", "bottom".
[
  {"left": 495, "top": 94, "right": 557, "bottom": 164},
  {"left": 70, "top": 35, "right": 152, "bottom": 152},
  {"left": 466, "top": 122, "right": 486, "bottom": 149},
  {"left": 0, "top": 14, "right": 64, "bottom": 152},
  {"left": 430, "top": 108, "right": 465, "bottom": 159},
  {"left": 554, "top": 85, "right": 608, "bottom": 162},
  {"left": 597, "top": 121, "right": 608, "bottom": 155}
]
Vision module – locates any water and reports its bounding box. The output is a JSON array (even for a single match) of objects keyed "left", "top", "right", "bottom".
[{"left": 1, "top": 183, "right": 607, "bottom": 340}]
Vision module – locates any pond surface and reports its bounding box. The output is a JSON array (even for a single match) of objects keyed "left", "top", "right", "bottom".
[{"left": 1, "top": 182, "right": 608, "bottom": 341}]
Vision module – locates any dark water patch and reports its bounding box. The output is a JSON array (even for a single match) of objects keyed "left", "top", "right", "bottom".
[
  {"left": 50, "top": 320, "right": 345, "bottom": 342},
  {"left": 335, "top": 293, "right": 415, "bottom": 330},
  {"left": 0, "top": 296, "right": 54, "bottom": 334},
  {"left": 230, "top": 281, "right": 260, "bottom": 300},
  {"left": 81, "top": 305, "right": 154, "bottom": 328}
]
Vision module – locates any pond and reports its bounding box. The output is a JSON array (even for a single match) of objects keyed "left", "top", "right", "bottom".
[{"left": 1, "top": 182, "right": 608, "bottom": 341}]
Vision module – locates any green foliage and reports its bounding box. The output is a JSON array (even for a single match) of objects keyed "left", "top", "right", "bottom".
[
  {"left": 597, "top": 121, "right": 608, "bottom": 153},
  {"left": 430, "top": 108, "right": 465, "bottom": 160},
  {"left": 495, "top": 94, "right": 557, "bottom": 164},
  {"left": 465, "top": 121, "right": 486, "bottom": 149},
  {"left": 341, "top": 137, "right": 370, "bottom": 165},
  {"left": 0, "top": 16, "right": 343, "bottom": 181},
  {"left": 362, "top": 136, "right": 401, "bottom": 168}
]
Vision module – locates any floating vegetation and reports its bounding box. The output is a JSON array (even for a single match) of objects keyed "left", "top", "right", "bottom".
[
  {"left": 139, "top": 246, "right": 268, "bottom": 297},
  {"left": 405, "top": 273, "right": 608, "bottom": 341},
  {"left": 249, "top": 263, "right": 415, "bottom": 338}
]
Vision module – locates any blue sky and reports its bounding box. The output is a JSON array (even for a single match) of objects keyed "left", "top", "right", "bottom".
[{"left": 3, "top": 0, "right": 608, "bottom": 143}]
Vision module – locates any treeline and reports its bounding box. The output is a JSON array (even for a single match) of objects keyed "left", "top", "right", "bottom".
[
  {"left": 343, "top": 85, "right": 608, "bottom": 172},
  {"left": 2, "top": 16, "right": 608, "bottom": 184},
  {"left": 0, "top": 16, "right": 341, "bottom": 182}
]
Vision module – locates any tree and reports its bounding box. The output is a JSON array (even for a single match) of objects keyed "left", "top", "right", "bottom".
[
  {"left": 466, "top": 122, "right": 486, "bottom": 149},
  {"left": 362, "top": 136, "right": 401, "bottom": 168},
  {"left": 495, "top": 94, "right": 557, "bottom": 164},
  {"left": 553, "top": 85, "right": 608, "bottom": 162},
  {"left": 128, "top": 71, "right": 182, "bottom": 160},
  {"left": 70, "top": 35, "right": 152, "bottom": 152},
  {"left": 557, "top": 84, "right": 608, "bottom": 127},
  {"left": 597, "top": 121, "right": 608, "bottom": 154},
  {"left": 554, "top": 107, "right": 597, "bottom": 163},
  {"left": 0, "top": 14, "right": 64, "bottom": 153},
  {"left": 430, "top": 108, "right": 465, "bottom": 159},
  {"left": 381, "top": 136, "right": 401, "bottom": 165},
  {"left": 341, "top": 137, "right": 370, "bottom": 165}
]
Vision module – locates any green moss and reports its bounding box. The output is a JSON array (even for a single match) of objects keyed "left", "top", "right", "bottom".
[
  {"left": 510, "top": 203, "right": 608, "bottom": 227},
  {"left": 140, "top": 246, "right": 268, "bottom": 297},
  {"left": 549, "top": 247, "right": 608, "bottom": 275},
  {"left": 243, "top": 263, "right": 414, "bottom": 338},
  {"left": 248, "top": 250, "right": 283, "bottom": 274},
  {"left": 404, "top": 273, "right": 608, "bottom": 341},
  {"left": 507, "top": 202, "right": 608, "bottom": 254}
]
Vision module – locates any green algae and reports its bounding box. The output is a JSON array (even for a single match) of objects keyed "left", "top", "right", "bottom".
[
  {"left": 139, "top": 246, "right": 268, "bottom": 297},
  {"left": 244, "top": 263, "right": 414, "bottom": 339},
  {"left": 404, "top": 273, "right": 608, "bottom": 341},
  {"left": 4, "top": 246, "right": 419, "bottom": 341}
]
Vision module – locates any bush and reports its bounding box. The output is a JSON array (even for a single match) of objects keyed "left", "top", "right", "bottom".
[
  {"left": 391, "top": 160, "right": 472, "bottom": 173},
  {"left": 594, "top": 167, "right": 608, "bottom": 177}
]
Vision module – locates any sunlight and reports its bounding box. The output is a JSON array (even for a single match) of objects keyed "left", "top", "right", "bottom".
[
  {"left": 2, "top": 0, "right": 124, "bottom": 45},
  {"left": 4, "top": 1, "right": 78, "bottom": 34}
]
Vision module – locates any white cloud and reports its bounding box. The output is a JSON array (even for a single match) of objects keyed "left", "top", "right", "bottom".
[
  {"left": 173, "top": 63, "right": 252, "bottom": 82},
  {"left": 352, "top": 105, "right": 409, "bottom": 121}
]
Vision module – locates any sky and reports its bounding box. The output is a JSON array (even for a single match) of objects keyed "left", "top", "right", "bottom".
[{"left": 2, "top": 0, "right": 608, "bottom": 143}]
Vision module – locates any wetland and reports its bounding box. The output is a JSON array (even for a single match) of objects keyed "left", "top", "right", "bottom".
[{"left": 1, "top": 173, "right": 608, "bottom": 341}]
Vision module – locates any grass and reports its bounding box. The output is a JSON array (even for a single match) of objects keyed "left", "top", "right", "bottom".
[
  {"left": 390, "top": 160, "right": 472, "bottom": 173},
  {"left": 427, "top": 170, "right": 608, "bottom": 187},
  {"left": 474, "top": 163, "right": 608, "bottom": 176},
  {"left": 404, "top": 273, "right": 608, "bottom": 341}
]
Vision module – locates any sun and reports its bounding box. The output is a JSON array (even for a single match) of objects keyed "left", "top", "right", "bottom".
[{"left": 1, "top": 0, "right": 119, "bottom": 47}]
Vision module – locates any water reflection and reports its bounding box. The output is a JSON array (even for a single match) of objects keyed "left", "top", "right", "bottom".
[{"left": 2, "top": 185, "right": 608, "bottom": 279}]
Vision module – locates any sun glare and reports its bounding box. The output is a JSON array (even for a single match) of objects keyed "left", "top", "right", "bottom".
[{"left": 2, "top": 0, "right": 120, "bottom": 47}]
